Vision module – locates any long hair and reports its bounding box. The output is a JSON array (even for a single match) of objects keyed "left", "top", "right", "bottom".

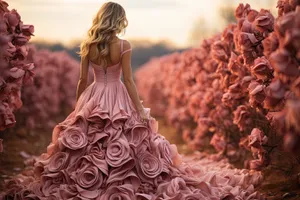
[{"left": 78, "top": 2, "right": 128, "bottom": 66}]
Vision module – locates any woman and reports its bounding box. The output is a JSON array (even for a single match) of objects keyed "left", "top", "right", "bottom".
[{"left": 1, "top": 2, "right": 263, "bottom": 199}]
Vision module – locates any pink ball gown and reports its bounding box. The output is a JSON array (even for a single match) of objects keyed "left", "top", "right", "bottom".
[{"left": 0, "top": 40, "right": 264, "bottom": 200}]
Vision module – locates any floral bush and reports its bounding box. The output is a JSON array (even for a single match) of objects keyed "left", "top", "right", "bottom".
[
  {"left": 135, "top": 1, "right": 300, "bottom": 170},
  {"left": 13, "top": 46, "right": 81, "bottom": 132},
  {"left": 0, "top": 0, "right": 34, "bottom": 132}
]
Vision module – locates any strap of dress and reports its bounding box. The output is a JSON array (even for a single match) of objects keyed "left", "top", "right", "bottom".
[
  {"left": 120, "top": 39, "right": 132, "bottom": 57},
  {"left": 120, "top": 39, "right": 124, "bottom": 55}
]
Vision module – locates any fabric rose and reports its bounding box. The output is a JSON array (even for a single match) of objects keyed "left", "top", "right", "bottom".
[
  {"left": 156, "top": 177, "right": 190, "bottom": 199},
  {"left": 57, "top": 184, "right": 78, "bottom": 199},
  {"left": 58, "top": 126, "right": 88, "bottom": 150},
  {"left": 136, "top": 151, "right": 163, "bottom": 183},
  {"left": 105, "top": 135, "right": 131, "bottom": 167},
  {"left": 70, "top": 158, "right": 104, "bottom": 199},
  {"left": 125, "top": 124, "right": 149, "bottom": 148},
  {"left": 41, "top": 170, "right": 70, "bottom": 196},
  {"left": 150, "top": 134, "right": 174, "bottom": 165},
  {"left": 251, "top": 57, "right": 273, "bottom": 81},
  {"left": 84, "top": 142, "right": 108, "bottom": 175},
  {"left": 44, "top": 152, "right": 69, "bottom": 173},
  {"left": 87, "top": 122, "right": 107, "bottom": 144},
  {"left": 98, "top": 184, "right": 135, "bottom": 200}
]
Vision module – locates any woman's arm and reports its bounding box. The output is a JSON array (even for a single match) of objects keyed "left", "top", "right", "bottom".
[
  {"left": 76, "top": 56, "right": 89, "bottom": 102},
  {"left": 121, "top": 41, "right": 144, "bottom": 112}
]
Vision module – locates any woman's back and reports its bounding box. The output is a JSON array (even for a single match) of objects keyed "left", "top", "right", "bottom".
[{"left": 88, "top": 38, "right": 131, "bottom": 69}]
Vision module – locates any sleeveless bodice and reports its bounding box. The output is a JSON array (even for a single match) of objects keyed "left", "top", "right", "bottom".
[
  {"left": 88, "top": 39, "right": 131, "bottom": 84},
  {"left": 90, "top": 61, "right": 122, "bottom": 83}
]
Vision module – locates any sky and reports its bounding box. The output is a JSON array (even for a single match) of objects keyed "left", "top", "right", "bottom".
[{"left": 9, "top": 0, "right": 276, "bottom": 47}]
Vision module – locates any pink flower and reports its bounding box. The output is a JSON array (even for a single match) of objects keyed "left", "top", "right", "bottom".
[
  {"left": 235, "top": 3, "right": 251, "bottom": 19},
  {"left": 247, "top": 9, "right": 259, "bottom": 22},
  {"left": 238, "top": 32, "right": 259, "bottom": 51},
  {"left": 136, "top": 151, "right": 163, "bottom": 182},
  {"left": 212, "top": 41, "right": 230, "bottom": 62},
  {"left": 283, "top": 28, "right": 300, "bottom": 54},
  {"left": 14, "top": 34, "right": 29, "bottom": 46},
  {"left": 251, "top": 57, "right": 273, "bottom": 81},
  {"left": 0, "top": 0, "right": 9, "bottom": 14},
  {"left": 58, "top": 126, "right": 88, "bottom": 150},
  {"left": 248, "top": 81, "right": 266, "bottom": 107},
  {"left": 264, "top": 79, "right": 286, "bottom": 110},
  {"left": 228, "top": 52, "right": 246, "bottom": 77},
  {"left": 283, "top": 132, "right": 300, "bottom": 152},
  {"left": 254, "top": 9, "right": 274, "bottom": 33},
  {"left": 99, "top": 184, "right": 135, "bottom": 200},
  {"left": 5, "top": 42, "right": 16, "bottom": 57},
  {"left": 105, "top": 135, "right": 131, "bottom": 167},
  {"left": 248, "top": 128, "right": 268, "bottom": 149},
  {"left": 0, "top": 102, "right": 16, "bottom": 130},
  {"left": 275, "top": 10, "right": 297, "bottom": 37},
  {"left": 21, "top": 24, "right": 35, "bottom": 36},
  {"left": 285, "top": 100, "right": 300, "bottom": 132},
  {"left": 262, "top": 32, "right": 279, "bottom": 57},
  {"left": 276, "top": 0, "right": 293, "bottom": 17},
  {"left": 210, "top": 134, "right": 226, "bottom": 152},
  {"left": 270, "top": 49, "right": 299, "bottom": 83},
  {"left": 233, "top": 105, "right": 253, "bottom": 131},
  {"left": 4, "top": 9, "right": 20, "bottom": 27},
  {"left": 291, "top": 76, "right": 300, "bottom": 97}
]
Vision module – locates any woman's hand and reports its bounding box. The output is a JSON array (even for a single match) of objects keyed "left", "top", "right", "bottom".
[{"left": 138, "top": 107, "right": 149, "bottom": 123}]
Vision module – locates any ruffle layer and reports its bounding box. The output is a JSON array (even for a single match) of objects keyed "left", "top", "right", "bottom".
[{"left": 0, "top": 81, "right": 265, "bottom": 200}]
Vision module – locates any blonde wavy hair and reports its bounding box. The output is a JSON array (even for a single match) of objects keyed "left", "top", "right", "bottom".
[{"left": 78, "top": 2, "right": 128, "bottom": 65}]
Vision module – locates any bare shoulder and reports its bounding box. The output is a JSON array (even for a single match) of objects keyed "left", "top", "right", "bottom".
[{"left": 122, "top": 39, "right": 132, "bottom": 51}]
